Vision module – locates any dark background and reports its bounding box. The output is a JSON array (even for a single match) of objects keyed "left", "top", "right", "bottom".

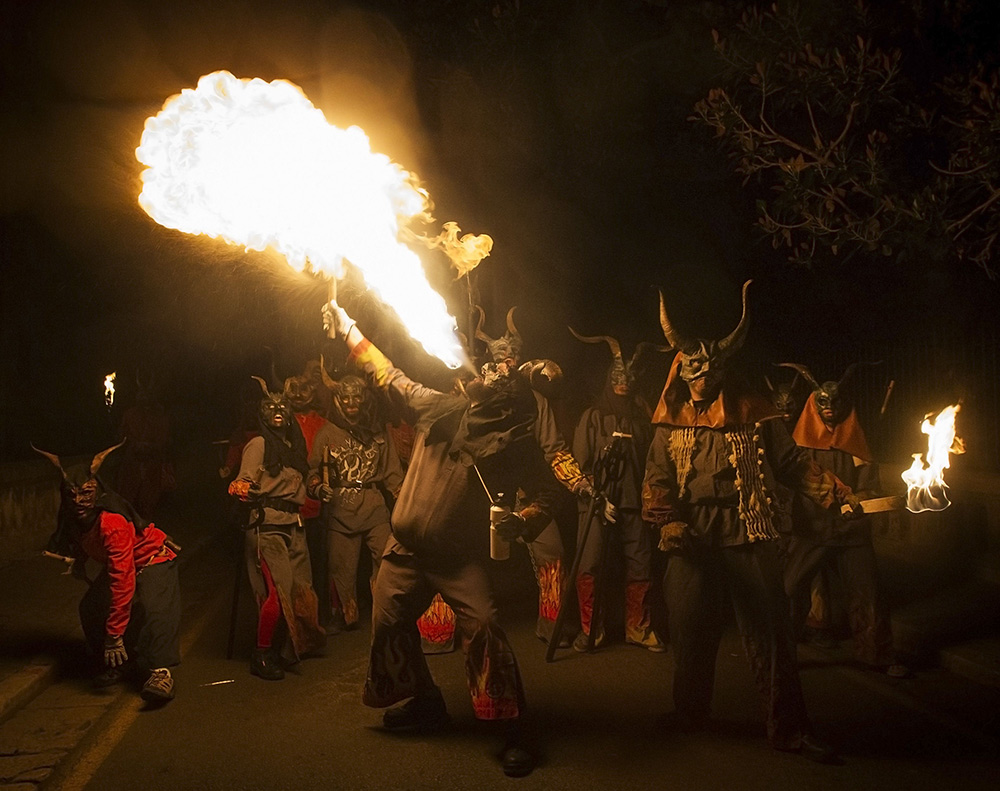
[{"left": 3, "top": 0, "right": 998, "bottom": 468}]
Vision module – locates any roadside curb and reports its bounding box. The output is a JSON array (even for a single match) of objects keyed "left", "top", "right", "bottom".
[{"left": 0, "top": 658, "right": 58, "bottom": 724}]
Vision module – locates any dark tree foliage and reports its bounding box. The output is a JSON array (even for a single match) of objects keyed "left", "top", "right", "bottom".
[{"left": 690, "top": 1, "right": 1000, "bottom": 277}]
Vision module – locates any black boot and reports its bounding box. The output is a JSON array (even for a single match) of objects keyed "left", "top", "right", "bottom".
[
  {"left": 382, "top": 687, "right": 449, "bottom": 731},
  {"left": 250, "top": 648, "right": 285, "bottom": 681},
  {"left": 500, "top": 720, "right": 534, "bottom": 778}
]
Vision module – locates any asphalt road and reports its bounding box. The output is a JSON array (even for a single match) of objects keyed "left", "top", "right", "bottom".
[{"left": 26, "top": 464, "right": 1000, "bottom": 791}]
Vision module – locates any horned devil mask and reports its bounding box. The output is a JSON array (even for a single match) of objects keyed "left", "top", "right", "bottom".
[
  {"left": 776, "top": 362, "right": 881, "bottom": 428},
  {"left": 569, "top": 328, "right": 670, "bottom": 396},
  {"left": 659, "top": 280, "right": 752, "bottom": 401},
  {"left": 32, "top": 441, "right": 126, "bottom": 521}
]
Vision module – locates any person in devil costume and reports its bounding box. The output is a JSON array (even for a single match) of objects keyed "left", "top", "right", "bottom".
[
  {"left": 642, "top": 281, "right": 862, "bottom": 763},
  {"left": 34, "top": 441, "right": 180, "bottom": 703},
  {"left": 473, "top": 306, "right": 592, "bottom": 646},
  {"left": 306, "top": 373, "right": 404, "bottom": 633},
  {"left": 228, "top": 377, "right": 325, "bottom": 681},
  {"left": 777, "top": 362, "right": 909, "bottom": 678},
  {"left": 324, "top": 299, "right": 559, "bottom": 778},
  {"left": 568, "top": 327, "right": 668, "bottom": 652}
]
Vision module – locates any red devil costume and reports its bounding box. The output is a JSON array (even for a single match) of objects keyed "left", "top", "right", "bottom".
[
  {"left": 35, "top": 441, "right": 179, "bottom": 703},
  {"left": 325, "top": 300, "right": 557, "bottom": 777},
  {"left": 779, "top": 363, "right": 906, "bottom": 676},
  {"left": 642, "top": 281, "right": 860, "bottom": 763}
]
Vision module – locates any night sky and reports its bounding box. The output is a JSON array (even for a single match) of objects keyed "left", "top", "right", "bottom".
[{"left": 3, "top": 0, "right": 999, "bottom": 467}]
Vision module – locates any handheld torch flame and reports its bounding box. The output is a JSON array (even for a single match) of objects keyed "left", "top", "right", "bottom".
[
  {"left": 901, "top": 404, "right": 965, "bottom": 513},
  {"left": 104, "top": 372, "right": 116, "bottom": 409},
  {"left": 135, "top": 71, "right": 471, "bottom": 369}
]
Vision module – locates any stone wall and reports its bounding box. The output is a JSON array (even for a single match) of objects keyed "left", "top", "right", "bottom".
[{"left": 0, "top": 459, "right": 65, "bottom": 561}]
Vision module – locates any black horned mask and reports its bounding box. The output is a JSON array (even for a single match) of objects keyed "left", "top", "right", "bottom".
[
  {"left": 776, "top": 361, "right": 881, "bottom": 426},
  {"left": 569, "top": 328, "right": 670, "bottom": 395},
  {"left": 764, "top": 371, "right": 803, "bottom": 427},
  {"left": 253, "top": 376, "right": 292, "bottom": 431},
  {"left": 330, "top": 374, "right": 372, "bottom": 427},
  {"left": 764, "top": 373, "right": 802, "bottom": 424},
  {"left": 283, "top": 375, "right": 317, "bottom": 414},
  {"left": 475, "top": 306, "right": 523, "bottom": 365},
  {"left": 32, "top": 440, "right": 125, "bottom": 519},
  {"left": 659, "top": 281, "right": 752, "bottom": 397}
]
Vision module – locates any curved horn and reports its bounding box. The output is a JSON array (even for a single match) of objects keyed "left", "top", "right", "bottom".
[
  {"left": 318, "top": 355, "right": 338, "bottom": 392},
  {"left": 90, "top": 439, "right": 126, "bottom": 476},
  {"left": 658, "top": 291, "right": 698, "bottom": 353},
  {"left": 506, "top": 307, "right": 519, "bottom": 338},
  {"left": 251, "top": 375, "right": 271, "bottom": 397},
  {"left": 764, "top": 375, "right": 775, "bottom": 393},
  {"left": 31, "top": 444, "right": 65, "bottom": 477},
  {"left": 474, "top": 305, "right": 493, "bottom": 343},
  {"left": 568, "top": 326, "right": 622, "bottom": 361},
  {"left": 775, "top": 363, "right": 820, "bottom": 392},
  {"left": 717, "top": 280, "right": 752, "bottom": 358}
]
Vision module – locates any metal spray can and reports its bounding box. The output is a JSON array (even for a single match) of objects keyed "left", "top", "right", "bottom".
[{"left": 489, "top": 503, "right": 511, "bottom": 561}]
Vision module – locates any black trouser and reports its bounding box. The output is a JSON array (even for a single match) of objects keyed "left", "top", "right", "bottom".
[
  {"left": 665, "top": 541, "right": 809, "bottom": 749},
  {"left": 783, "top": 537, "right": 895, "bottom": 667},
  {"left": 80, "top": 560, "right": 181, "bottom": 672}
]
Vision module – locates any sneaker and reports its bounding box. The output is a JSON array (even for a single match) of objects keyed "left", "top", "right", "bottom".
[
  {"left": 140, "top": 669, "right": 175, "bottom": 703},
  {"left": 626, "top": 627, "right": 667, "bottom": 653},
  {"left": 382, "top": 689, "right": 449, "bottom": 731},
  {"left": 93, "top": 667, "right": 125, "bottom": 689},
  {"left": 572, "top": 628, "right": 605, "bottom": 653}
]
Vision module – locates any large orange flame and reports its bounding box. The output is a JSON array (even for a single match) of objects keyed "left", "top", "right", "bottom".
[
  {"left": 135, "top": 71, "right": 477, "bottom": 369},
  {"left": 901, "top": 404, "right": 965, "bottom": 513}
]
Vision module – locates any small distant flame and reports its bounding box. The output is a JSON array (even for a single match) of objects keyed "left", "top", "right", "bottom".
[
  {"left": 104, "top": 372, "right": 116, "bottom": 408},
  {"left": 135, "top": 71, "right": 472, "bottom": 369},
  {"left": 901, "top": 404, "right": 965, "bottom": 513}
]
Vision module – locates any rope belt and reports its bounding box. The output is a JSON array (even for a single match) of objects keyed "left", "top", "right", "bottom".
[{"left": 336, "top": 482, "right": 379, "bottom": 490}]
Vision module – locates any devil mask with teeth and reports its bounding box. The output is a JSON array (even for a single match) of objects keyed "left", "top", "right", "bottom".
[
  {"left": 33, "top": 440, "right": 150, "bottom": 554},
  {"left": 652, "top": 281, "right": 777, "bottom": 428}
]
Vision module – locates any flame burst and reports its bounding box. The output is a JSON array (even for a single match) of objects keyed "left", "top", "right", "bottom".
[
  {"left": 901, "top": 404, "right": 965, "bottom": 513},
  {"left": 104, "top": 372, "right": 116, "bottom": 408},
  {"left": 135, "top": 71, "right": 472, "bottom": 369}
]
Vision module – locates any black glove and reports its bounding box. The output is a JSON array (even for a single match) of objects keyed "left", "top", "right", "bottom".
[{"left": 494, "top": 511, "right": 528, "bottom": 541}]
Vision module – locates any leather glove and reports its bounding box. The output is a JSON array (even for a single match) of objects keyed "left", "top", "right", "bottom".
[
  {"left": 840, "top": 492, "right": 865, "bottom": 520},
  {"left": 574, "top": 477, "right": 596, "bottom": 500},
  {"left": 494, "top": 511, "right": 528, "bottom": 541},
  {"left": 315, "top": 483, "right": 336, "bottom": 503},
  {"left": 322, "top": 299, "right": 357, "bottom": 341},
  {"left": 602, "top": 498, "right": 618, "bottom": 524},
  {"left": 103, "top": 634, "right": 128, "bottom": 668},
  {"left": 657, "top": 521, "right": 689, "bottom": 552}
]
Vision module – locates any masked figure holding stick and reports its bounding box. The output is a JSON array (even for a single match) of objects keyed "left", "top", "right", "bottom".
[
  {"left": 324, "top": 299, "right": 559, "bottom": 778},
  {"left": 778, "top": 363, "right": 909, "bottom": 678},
  {"left": 228, "top": 378, "right": 325, "bottom": 681}
]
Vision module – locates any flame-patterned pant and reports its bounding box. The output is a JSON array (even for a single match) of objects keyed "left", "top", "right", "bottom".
[
  {"left": 574, "top": 508, "right": 655, "bottom": 640},
  {"left": 363, "top": 538, "right": 525, "bottom": 720}
]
